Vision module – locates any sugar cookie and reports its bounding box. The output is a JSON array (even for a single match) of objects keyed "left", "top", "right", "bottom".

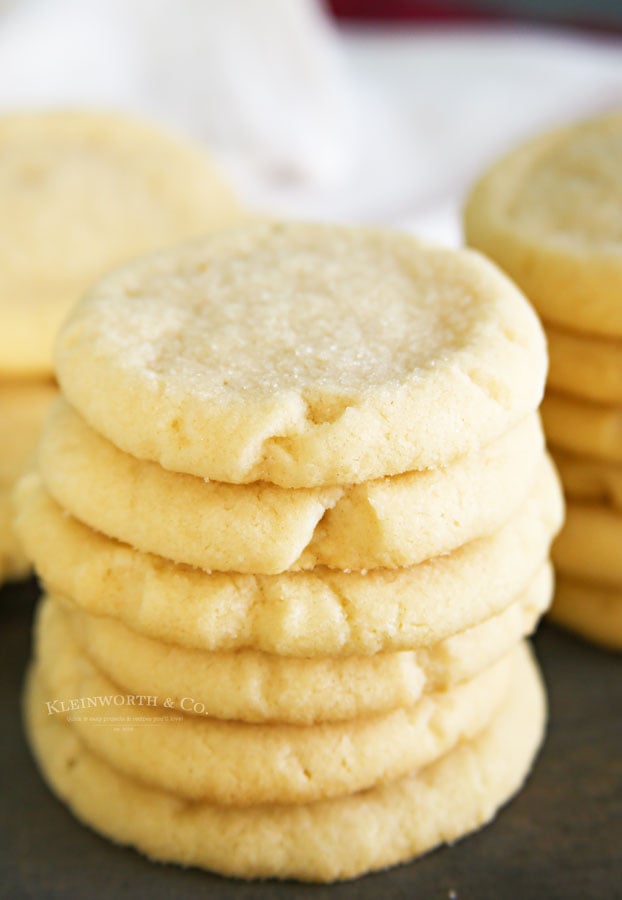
[
  {"left": 39, "top": 400, "right": 544, "bottom": 573},
  {"left": 547, "top": 326, "right": 622, "bottom": 405},
  {"left": 15, "top": 462, "right": 562, "bottom": 656},
  {"left": 465, "top": 113, "right": 622, "bottom": 337},
  {"left": 541, "top": 392, "right": 622, "bottom": 464},
  {"left": 0, "top": 489, "right": 29, "bottom": 582},
  {"left": 0, "top": 380, "right": 57, "bottom": 581},
  {"left": 552, "top": 501, "right": 622, "bottom": 587},
  {"left": 553, "top": 450, "right": 622, "bottom": 508},
  {"left": 55, "top": 222, "right": 547, "bottom": 487},
  {"left": 35, "top": 596, "right": 515, "bottom": 806},
  {"left": 550, "top": 577, "right": 622, "bottom": 650},
  {"left": 24, "top": 645, "right": 545, "bottom": 882},
  {"left": 63, "top": 572, "right": 550, "bottom": 724},
  {"left": 0, "top": 110, "right": 240, "bottom": 375}
]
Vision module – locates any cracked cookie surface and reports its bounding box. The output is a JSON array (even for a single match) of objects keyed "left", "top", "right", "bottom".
[
  {"left": 16, "top": 461, "right": 561, "bottom": 656},
  {"left": 39, "top": 400, "right": 545, "bottom": 573}
]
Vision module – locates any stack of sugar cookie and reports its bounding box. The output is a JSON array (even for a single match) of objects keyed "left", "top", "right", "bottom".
[
  {"left": 17, "top": 223, "right": 563, "bottom": 882},
  {"left": 0, "top": 383, "right": 57, "bottom": 582},
  {"left": 0, "top": 109, "right": 240, "bottom": 587},
  {"left": 464, "top": 112, "right": 622, "bottom": 651}
]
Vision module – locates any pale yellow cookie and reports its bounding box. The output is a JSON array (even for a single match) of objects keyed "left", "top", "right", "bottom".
[
  {"left": 16, "top": 460, "right": 563, "bottom": 656},
  {"left": 35, "top": 595, "right": 516, "bottom": 806},
  {"left": 64, "top": 570, "right": 551, "bottom": 724},
  {"left": 0, "top": 380, "right": 57, "bottom": 581},
  {"left": 541, "top": 392, "right": 622, "bottom": 464},
  {"left": 0, "top": 382, "right": 57, "bottom": 483},
  {"left": 550, "top": 576, "right": 622, "bottom": 650},
  {"left": 55, "top": 222, "right": 547, "bottom": 488},
  {"left": 464, "top": 113, "right": 622, "bottom": 337},
  {"left": 0, "top": 110, "right": 240, "bottom": 376},
  {"left": 547, "top": 325, "right": 622, "bottom": 405},
  {"left": 39, "top": 400, "right": 545, "bottom": 574},
  {"left": 0, "top": 488, "right": 29, "bottom": 582},
  {"left": 552, "top": 501, "right": 622, "bottom": 588},
  {"left": 24, "top": 644, "right": 545, "bottom": 882},
  {"left": 553, "top": 450, "right": 622, "bottom": 508}
]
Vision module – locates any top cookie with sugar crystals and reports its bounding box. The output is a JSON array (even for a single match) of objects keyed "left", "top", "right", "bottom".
[{"left": 56, "top": 222, "right": 547, "bottom": 487}]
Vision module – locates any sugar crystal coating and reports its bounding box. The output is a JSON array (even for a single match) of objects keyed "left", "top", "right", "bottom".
[{"left": 57, "top": 221, "right": 546, "bottom": 486}]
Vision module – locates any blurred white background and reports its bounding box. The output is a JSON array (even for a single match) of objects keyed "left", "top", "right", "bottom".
[{"left": 0, "top": 0, "right": 620, "bottom": 244}]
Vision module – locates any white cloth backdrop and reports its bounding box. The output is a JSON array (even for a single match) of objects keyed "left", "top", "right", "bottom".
[{"left": 0, "top": 0, "right": 621, "bottom": 244}]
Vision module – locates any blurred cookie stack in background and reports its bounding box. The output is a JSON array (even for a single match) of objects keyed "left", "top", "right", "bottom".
[
  {"left": 0, "top": 383, "right": 56, "bottom": 583},
  {"left": 18, "top": 223, "right": 563, "bottom": 881},
  {"left": 465, "top": 112, "right": 622, "bottom": 651},
  {"left": 0, "top": 109, "right": 240, "bottom": 586}
]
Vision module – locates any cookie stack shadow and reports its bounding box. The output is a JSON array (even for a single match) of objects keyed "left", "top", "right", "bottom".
[{"left": 17, "top": 223, "right": 563, "bottom": 882}]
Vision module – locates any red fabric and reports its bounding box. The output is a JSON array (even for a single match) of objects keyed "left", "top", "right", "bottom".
[
  {"left": 327, "top": 1, "right": 500, "bottom": 21},
  {"left": 325, "top": 0, "right": 622, "bottom": 30}
]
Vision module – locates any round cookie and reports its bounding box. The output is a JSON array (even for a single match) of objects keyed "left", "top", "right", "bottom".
[
  {"left": 24, "top": 646, "right": 546, "bottom": 882},
  {"left": 541, "top": 393, "right": 622, "bottom": 465},
  {"left": 40, "top": 401, "right": 545, "bottom": 574},
  {"left": 553, "top": 450, "right": 622, "bottom": 508},
  {"left": 63, "top": 571, "right": 551, "bottom": 724},
  {"left": 464, "top": 113, "right": 622, "bottom": 338},
  {"left": 0, "top": 382, "right": 58, "bottom": 482},
  {"left": 55, "top": 221, "right": 547, "bottom": 488},
  {"left": 550, "top": 577, "right": 622, "bottom": 651},
  {"left": 0, "top": 488, "right": 30, "bottom": 583},
  {"left": 16, "top": 462, "right": 563, "bottom": 656},
  {"left": 552, "top": 502, "right": 622, "bottom": 588},
  {"left": 0, "top": 380, "right": 57, "bottom": 582},
  {"left": 35, "top": 597, "right": 515, "bottom": 806},
  {"left": 0, "top": 110, "right": 240, "bottom": 376},
  {"left": 547, "top": 326, "right": 622, "bottom": 405}
]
